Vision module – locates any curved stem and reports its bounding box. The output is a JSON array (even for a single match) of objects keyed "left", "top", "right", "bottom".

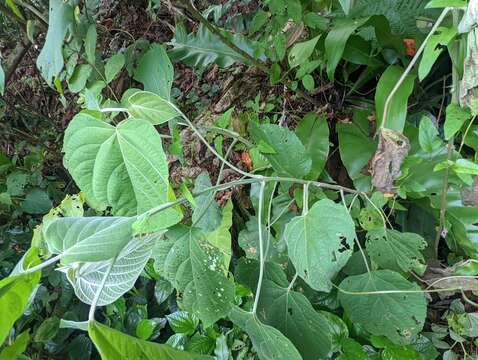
[
  {"left": 381, "top": 7, "right": 451, "bottom": 130},
  {"left": 252, "top": 181, "right": 266, "bottom": 315},
  {"left": 20, "top": 254, "right": 61, "bottom": 274},
  {"left": 88, "top": 260, "right": 115, "bottom": 322}
]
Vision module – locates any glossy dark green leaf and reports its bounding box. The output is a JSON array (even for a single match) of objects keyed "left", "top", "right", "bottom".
[{"left": 167, "top": 311, "right": 199, "bottom": 336}]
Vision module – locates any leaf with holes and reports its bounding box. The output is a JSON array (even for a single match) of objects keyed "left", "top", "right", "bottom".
[
  {"left": 154, "top": 226, "right": 234, "bottom": 327},
  {"left": 284, "top": 199, "right": 356, "bottom": 292},
  {"left": 63, "top": 112, "right": 182, "bottom": 231},
  {"left": 338, "top": 270, "right": 427, "bottom": 344},
  {"left": 366, "top": 229, "right": 427, "bottom": 274},
  {"left": 63, "top": 233, "right": 160, "bottom": 306}
]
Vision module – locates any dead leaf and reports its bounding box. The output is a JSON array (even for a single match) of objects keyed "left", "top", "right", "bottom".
[{"left": 371, "top": 128, "right": 410, "bottom": 193}]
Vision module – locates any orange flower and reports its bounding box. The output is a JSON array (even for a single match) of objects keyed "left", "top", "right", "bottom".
[
  {"left": 403, "top": 38, "right": 417, "bottom": 57},
  {"left": 241, "top": 151, "right": 253, "bottom": 171}
]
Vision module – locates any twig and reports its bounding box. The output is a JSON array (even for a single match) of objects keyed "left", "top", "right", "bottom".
[
  {"left": 252, "top": 180, "right": 266, "bottom": 315},
  {"left": 434, "top": 9, "right": 461, "bottom": 259},
  {"left": 381, "top": 7, "right": 451, "bottom": 130}
]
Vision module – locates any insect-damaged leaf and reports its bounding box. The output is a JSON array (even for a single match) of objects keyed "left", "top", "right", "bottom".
[
  {"left": 63, "top": 112, "right": 182, "bottom": 231},
  {"left": 338, "top": 270, "right": 427, "bottom": 345},
  {"left": 153, "top": 226, "right": 234, "bottom": 327},
  {"left": 228, "top": 306, "right": 302, "bottom": 360},
  {"left": 284, "top": 199, "right": 356, "bottom": 292},
  {"left": 366, "top": 229, "right": 427, "bottom": 274}
]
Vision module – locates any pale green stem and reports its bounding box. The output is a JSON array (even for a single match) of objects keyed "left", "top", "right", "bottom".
[
  {"left": 20, "top": 254, "right": 61, "bottom": 274},
  {"left": 88, "top": 260, "right": 115, "bottom": 322},
  {"left": 252, "top": 181, "right": 266, "bottom": 315},
  {"left": 381, "top": 7, "right": 451, "bottom": 130}
]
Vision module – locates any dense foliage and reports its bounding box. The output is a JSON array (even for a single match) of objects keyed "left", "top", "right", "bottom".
[{"left": 1, "top": 0, "right": 478, "bottom": 359}]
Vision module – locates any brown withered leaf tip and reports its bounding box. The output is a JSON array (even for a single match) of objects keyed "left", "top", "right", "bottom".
[{"left": 371, "top": 128, "right": 410, "bottom": 193}]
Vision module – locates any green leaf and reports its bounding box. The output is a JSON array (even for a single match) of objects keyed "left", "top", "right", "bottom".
[
  {"left": 6, "top": 171, "right": 27, "bottom": 196},
  {"left": 187, "top": 335, "right": 215, "bottom": 354},
  {"left": 338, "top": 338, "right": 369, "bottom": 360},
  {"left": 249, "top": 122, "right": 312, "bottom": 178},
  {"left": 34, "top": 316, "right": 60, "bottom": 343},
  {"left": 0, "top": 248, "right": 41, "bottom": 345},
  {"left": 192, "top": 172, "right": 221, "bottom": 232},
  {"left": 36, "top": 0, "right": 74, "bottom": 84},
  {"left": 44, "top": 216, "right": 135, "bottom": 264},
  {"left": 444, "top": 103, "right": 472, "bottom": 140},
  {"left": 301, "top": 74, "right": 315, "bottom": 91},
  {"left": 228, "top": 306, "right": 302, "bottom": 360},
  {"left": 136, "top": 319, "right": 156, "bottom": 340},
  {"left": 288, "top": 35, "right": 320, "bottom": 69},
  {"left": 0, "top": 331, "right": 29, "bottom": 360},
  {"left": 284, "top": 199, "right": 356, "bottom": 292},
  {"left": 338, "top": 270, "right": 427, "bottom": 344},
  {"left": 418, "top": 116, "right": 442, "bottom": 152},
  {"left": 296, "top": 114, "right": 330, "bottom": 179},
  {"left": 105, "top": 53, "right": 125, "bottom": 84},
  {"left": 366, "top": 229, "right": 427, "bottom": 274},
  {"left": 236, "top": 259, "right": 348, "bottom": 360},
  {"left": 134, "top": 44, "right": 173, "bottom": 100},
  {"left": 169, "top": 24, "right": 251, "bottom": 69},
  {"left": 375, "top": 65, "right": 416, "bottom": 132},
  {"left": 418, "top": 27, "right": 457, "bottom": 81},
  {"left": 88, "top": 322, "right": 212, "bottom": 359},
  {"left": 452, "top": 159, "right": 478, "bottom": 175},
  {"left": 5, "top": 0, "right": 24, "bottom": 20},
  {"left": 250, "top": 10, "right": 268, "bottom": 34},
  {"left": 83, "top": 24, "right": 97, "bottom": 64},
  {"left": 425, "top": 0, "right": 466, "bottom": 9},
  {"left": 21, "top": 188, "right": 52, "bottom": 214},
  {"left": 154, "top": 227, "right": 234, "bottom": 327},
  {"left": 287, "top": 0, "right": 302, "bottom": 21},
  {"left": 63, "top": 112, "right": 182, "bottom": 231},
  {"left": 154, "top": 278, "right": 173, "bottom": 305},
  {"left": 64, "top": 233, "right": 158, "bottom": 305},
  {"left": 126, "top": 91, "right": 179, "bottom": 124},
  {"left": 337, "top": 110, "right": 377, "bottom": 191},
  {"left": 238, "top": 217, "right": 283, "bottom": 263},
  {"left": 167, "top": 311, "right": 199, "bottom": 335},
  {"left": 325, "top": 18, "right": 369, "bottom": 80},
  {"left": 206, "top": 200, "right": 233, "bottom": 273},
  {"left": 338, "top": 0, "right": 354, "bottom": 15},
  {"left": 68, "top": 64, "right": 93, "bottom": 93}
]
